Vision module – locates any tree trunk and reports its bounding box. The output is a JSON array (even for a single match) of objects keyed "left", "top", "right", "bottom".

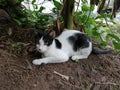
[{"left": 61, "top": 0, "right": 74, "bottom": 29}]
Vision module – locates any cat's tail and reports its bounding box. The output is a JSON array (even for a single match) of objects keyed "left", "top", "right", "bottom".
[{"left": 92, "top": 48, "right": 112, "bottom": 54}]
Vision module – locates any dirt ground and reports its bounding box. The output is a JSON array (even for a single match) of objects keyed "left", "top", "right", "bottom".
[
  {"left": 0, "top": 18, "right": 120, "bottom": 90},
  {"left": 0, "top": 50, "right": 120, "bottom": 90},
  {"left": 0, "top": 39, "right": 120, "bottom": 90}
]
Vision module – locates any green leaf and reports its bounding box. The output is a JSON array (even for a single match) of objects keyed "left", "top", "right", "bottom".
[
  {"left": 13, "top": 19, "right": 22, "bottom": 25},
  {"left": 107, "top": 34, "right": 120, "bottom": 42},
  {"left": 33, "top": 4, "right": 38, "bottom": 9},
  {"left": 18, "top": 0, "right": 24, "bottom": 3},
  {"left": 12, "top": 44, "right": 18, "bottom": 48},
  {"left": 90, "top": 5, "right": 95, "bottom": 11},
  {"left": 20, "top": 18, "right": 26, "bottom": 22},
  {"left": 113, "top": 41, "right": 120, "bottom": 50},
  {"left": 82, "top": 5, "right": 90, "bottom": 11},
  {"left": 52, "top": 7, "right": 58, "bottom": 14},
  {"left": 39, "top": 6, "right": 45, "bottom": 13},
  {"left": 81, "top": 0, "right": 87, "bottom": 3},
  {"left": 92, "top": 27, "right": 99, "bottom": 36},
  {"left": 100, "top": 41, "right": 107, "bottom": 46},
  {"left": 53, "top": 0, "right": 62, "bottom": 10},
  {"left": 32, "top": 0, "right": 36, "bottom": 4}
]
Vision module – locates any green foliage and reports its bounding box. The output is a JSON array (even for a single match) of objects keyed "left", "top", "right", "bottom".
[
  {"left": 75, "top": 0, "right": 120, "bottom": 51},
  {"left": 12, "top": 42, "right": 25, "bottom": 48},
  {"left": 1, "top": 0, "right": 119, "bottom": 51},
  {"left": 12, "top": 0, "right": 56, "bottom": 29},
  {"left": 107, "top": 34, "right": 120, "bottom": 50},
  {"left": 0, "top": 0, "right": 8, "bottom": 6},
  {"left": 19, "top": 0, "right": 62, "bottom": 29},
  {"left": 0, "top": 0, "right": 24, "bottom": 6},
  {"left": 52, "top": 0, "right": 62, "bottom": 14},
  {"left": 53, "top": 0, "right": 62, "bottom": 10},
  {"left": 22, "top": 8, "right": 55, "bottom": 29}
]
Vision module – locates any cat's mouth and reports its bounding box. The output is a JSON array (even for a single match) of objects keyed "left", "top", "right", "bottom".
[
  {"left": 36, "top": 46, "right": 47, "bottom": 53},
  {"left": 37, "top": 48, "right": 44, "bottom": 53},
  {"left": 37, "top": 49, "right": 42, "bottom": 52}
]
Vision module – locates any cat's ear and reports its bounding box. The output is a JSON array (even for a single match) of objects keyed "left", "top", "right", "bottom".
[{"left": 48, "top": 30, "right": 56, "bottom": 38}]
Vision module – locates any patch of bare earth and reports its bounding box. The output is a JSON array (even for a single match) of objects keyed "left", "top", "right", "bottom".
[{"left": 0, "top": 49, "right": 120, "bottom": 90}]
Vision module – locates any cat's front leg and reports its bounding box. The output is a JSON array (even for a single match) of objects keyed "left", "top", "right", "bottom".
[
  {"left": 32, "top": 59, "right": 43, "bottom": 65},
  {"left": 32, "top": 58, "right": 52, "bottom": 65},
  {"left": 33, "top": 56, "right": 69, "bottom": 65}
]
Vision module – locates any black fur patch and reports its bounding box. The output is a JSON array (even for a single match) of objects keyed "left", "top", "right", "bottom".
[
  {"left": 35, "top": 32, "right": 53, "bottom": 46},
  {"left": 55, "top": 39, "right": 62, "bottom": 49},
  {"left": 43, "top": 34, "right": 53, "bottom": 46},
  {"left": 68, "top": 33, "right": 91, "bottom": 51}
]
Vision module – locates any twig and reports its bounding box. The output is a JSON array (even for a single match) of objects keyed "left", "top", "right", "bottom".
[
  {"left": 53, "top": 71, "right": 69, "bottom": 81},
  {"left": 95, "top": 82, "right": 119, "bottom": 86},
  {"left": 25, "top": 59, "right": 32, "bottom": 70}
]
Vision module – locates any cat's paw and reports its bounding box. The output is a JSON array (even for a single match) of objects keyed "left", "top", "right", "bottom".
[
  {"left": 71, "top": 56, "right": 80, "bottom": 61},
  {"left": 32, "top": 59, "right": 42, "bottom": 65}
]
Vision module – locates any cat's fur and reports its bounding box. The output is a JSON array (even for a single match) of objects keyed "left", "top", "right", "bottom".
[{"left": 33, "top": 29, "right": 111, "bottom": 65}]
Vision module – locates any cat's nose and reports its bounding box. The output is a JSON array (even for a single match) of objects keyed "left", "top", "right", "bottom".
[
  {"left": 38, "top": 49, "right": 41, "bottom": 51},
  {"left": 38, "top": 47, "right": 43, "bottom": 52},
  {"left": 37, "top": 48, "right": 41, "bottom": 52}
]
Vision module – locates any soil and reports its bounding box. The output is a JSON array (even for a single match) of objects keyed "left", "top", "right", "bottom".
[
  {"left": 1, "top": 31, "right": 120, "bottom": 90},
  {"left": 0, "top": 50, "right": 120, "bottom": 90},
  {"left": 0, "top": 10, "right": 120, "bottom": 90}
]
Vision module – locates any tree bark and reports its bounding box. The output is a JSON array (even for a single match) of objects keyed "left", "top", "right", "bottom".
[
  {"left": 97, "top": 0, "right": 106, "bottom": 14},
  {"left": 61, "top": 0, "right": 74, "bottom": 29}
]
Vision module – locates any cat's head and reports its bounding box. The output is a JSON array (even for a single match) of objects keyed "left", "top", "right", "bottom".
[{"left": 35, "top": 31, "right": 56, "bottom": 53}]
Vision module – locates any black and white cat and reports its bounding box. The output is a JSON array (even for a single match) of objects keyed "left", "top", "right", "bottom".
[{"left": 33, "top": 29, "right": 111, "bottom": 65}]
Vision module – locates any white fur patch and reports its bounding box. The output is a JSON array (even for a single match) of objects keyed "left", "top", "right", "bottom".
[{"left": 36, "top": 37, "right": 48, "bottom": 53}]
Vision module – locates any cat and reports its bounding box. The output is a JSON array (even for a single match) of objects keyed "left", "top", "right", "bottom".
[{"left": 32, "top": 29, "right": 111, "bottom": 65}]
